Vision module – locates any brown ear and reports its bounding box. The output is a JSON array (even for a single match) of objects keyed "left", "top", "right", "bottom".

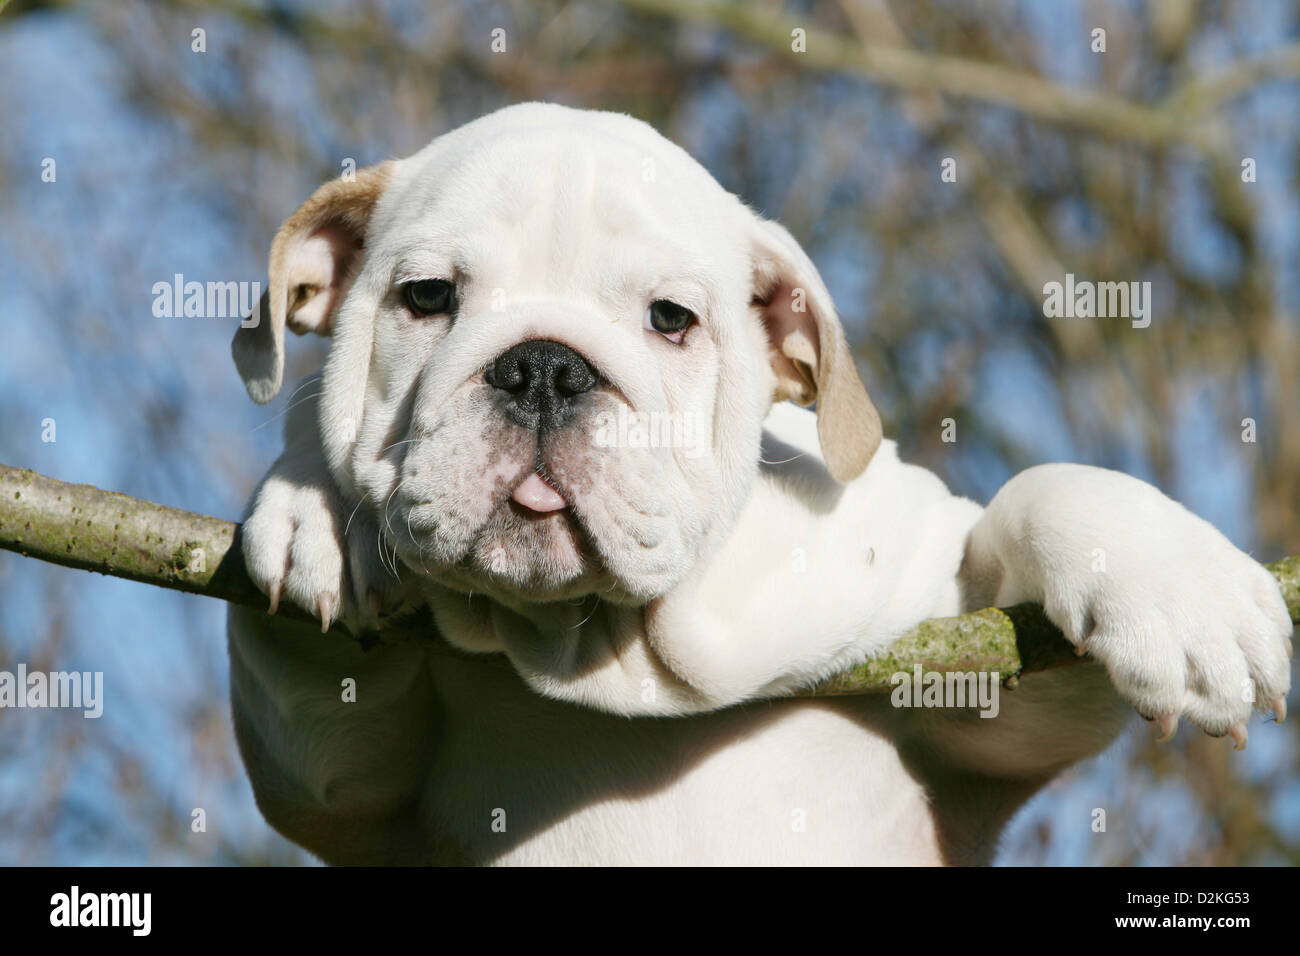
[
  {"left": 232, "top": 161, "right": 395, "bottom": 403},
  {"left": 750, "top": 217, "right": 882, "bottom": 482}
]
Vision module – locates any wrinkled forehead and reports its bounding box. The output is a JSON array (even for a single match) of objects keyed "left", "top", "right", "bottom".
[{"left": 369, "top": 114, "right": 745, "bottom": 281}]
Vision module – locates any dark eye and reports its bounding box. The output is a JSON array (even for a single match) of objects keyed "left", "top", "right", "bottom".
[
  {"left": 645, "top": 299, "right": 696, "bottom": 343},
  {"left": 403, "top": 279, "right": 456, "bottom": 316}
]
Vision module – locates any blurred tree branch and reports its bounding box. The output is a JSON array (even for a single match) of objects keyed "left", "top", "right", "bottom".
[
  {"left": 2, "top": 463, "right": 1297, "bottom": 698},
  {"left": 596, "top": 0, "right": 1300, "bottom": 150}
]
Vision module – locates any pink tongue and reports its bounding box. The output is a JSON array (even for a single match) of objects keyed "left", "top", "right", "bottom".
[{"left": 512, "top": 472, "right": 567, "bottom": 512}]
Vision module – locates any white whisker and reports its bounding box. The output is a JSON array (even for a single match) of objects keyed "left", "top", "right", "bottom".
[
  {"left": 572, "top": 597, "right": 600, "bottom": 630},
  {"left": 379, "top": 437, "right": 427, "bottom": 458},
  {"left": 343, "top": 496, "right": 367, "bottom": 538},
  {"left": 376, "top": 530, "right": 398, "bottom": 580},
  {"left": 383, "top": 478, "right": 409, "bottom": 540},
  {"left": 250, "top": 388, "right": 322, "bottom": 433}
]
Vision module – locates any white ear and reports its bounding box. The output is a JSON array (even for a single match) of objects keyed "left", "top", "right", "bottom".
[
  {"left": 232, "top": 162, "right": 395, "bottom": 404},
  {"left": 749, "top": 216, "right": 882, "bottom": 482}
]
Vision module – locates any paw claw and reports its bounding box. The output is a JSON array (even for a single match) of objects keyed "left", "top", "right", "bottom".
[
  {"left": 1155, "top": 714, "right": 1178, "bottom": 743},
  {"left": 1229, "top": 723, "right": 1248, "bottom": 750},
  {"left": 1274, "top": 697, "right": 1287, "bottom": 724},
  {"left": 267, "top": 582, "right": 281, "bottom": 616},
  {"left": 317, "top": 593, "right": 335, "bottom": 633}
]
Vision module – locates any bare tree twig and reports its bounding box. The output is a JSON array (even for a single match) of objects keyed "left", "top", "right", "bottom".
[
  {"left": 0, "top": 464, "right": 279, "bottom": 622},
  {"left": 595, "top": 0, "right": 1300, "bottom": 150},
  {"left": 2, "top": 463, "right": 1296, "bottom": 697},
  {"left": 1161, "top": 42, "right": 1300, "bottom": 116}
]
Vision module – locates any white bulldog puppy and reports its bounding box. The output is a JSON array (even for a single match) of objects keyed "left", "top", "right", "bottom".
[{"left": 228, "top": 103, "right": 1293, "bottom": 865}]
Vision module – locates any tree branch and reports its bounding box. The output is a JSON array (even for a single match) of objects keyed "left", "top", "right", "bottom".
[
  {"left": 2, "top": 463, "right": 1296, "bottom": 697},
  {"left": 595, "top": 0, "right": 1300, "bottom": 151}
]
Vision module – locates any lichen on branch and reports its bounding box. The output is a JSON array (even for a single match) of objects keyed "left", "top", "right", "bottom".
[{"left": 2, "top": 463, "right": 1297, "bottom": 696}]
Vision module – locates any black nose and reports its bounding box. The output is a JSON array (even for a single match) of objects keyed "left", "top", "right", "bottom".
[{"left": 484, "top": 340, "right": 599, "bottom": 430}]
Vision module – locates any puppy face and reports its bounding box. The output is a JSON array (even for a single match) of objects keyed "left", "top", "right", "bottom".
[{"left": 235, "top": 103, "right": 881, "bottom": 625}]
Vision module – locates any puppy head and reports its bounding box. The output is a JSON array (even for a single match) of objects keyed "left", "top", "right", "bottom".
[{"left": 234, "top": 103, "right": 880, "bottom": 624}]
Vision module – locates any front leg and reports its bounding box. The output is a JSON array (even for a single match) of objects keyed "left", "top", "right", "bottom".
[
  {"left": 965, "top": 464, "right": 1293, "bottom": 747},
  {"left": 240, "top": 375, "right": 413, "bottom": 633},
  {"left": 231, "top": 376, "right": 435, "bottom": 862}
]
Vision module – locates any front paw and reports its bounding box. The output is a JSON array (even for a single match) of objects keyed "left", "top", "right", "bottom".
[
  {"left": 241, "top": 472, "right": 403, "bottom": 635},
  {"left": 1044, "top": 519, "right": 1292, "bottom": 748}
]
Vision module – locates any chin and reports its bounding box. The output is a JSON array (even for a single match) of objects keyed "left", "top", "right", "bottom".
[{"left": 401, "top": 502, "right": 608, "bottom": 604}]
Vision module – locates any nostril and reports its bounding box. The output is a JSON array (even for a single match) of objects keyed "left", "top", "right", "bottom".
[
  {"left": 485, "top": 356, "right": 527, "bottom": 393},
  {"left": 555, "top": 361, "right": 597, "bottom": 396}
]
